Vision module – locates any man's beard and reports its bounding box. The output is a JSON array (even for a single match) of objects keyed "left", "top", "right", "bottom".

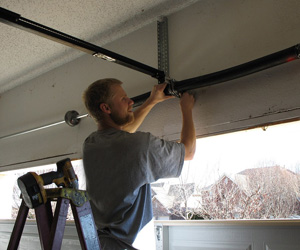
[{"left": 110, "top": 112, "right": 134, "bottom": 126}]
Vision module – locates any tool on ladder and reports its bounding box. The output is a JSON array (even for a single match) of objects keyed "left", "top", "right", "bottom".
[{"left": 7, "top": 158, "right": 101, "bottom": 250}]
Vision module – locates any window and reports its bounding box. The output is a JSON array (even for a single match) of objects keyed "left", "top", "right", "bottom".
[{"left": 1, "top": 120, "right": 300, "bottom": 221}]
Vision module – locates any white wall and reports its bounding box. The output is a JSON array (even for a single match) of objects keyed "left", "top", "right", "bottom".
[
  {"left": 1, "top": 220, "right": 300, "bottom": 250},
  {"left": 1, "top": 0, "right": 300, "bottom": 170},
  {"left": 154, "top": 220, "right": 300, "bottom": 250}
]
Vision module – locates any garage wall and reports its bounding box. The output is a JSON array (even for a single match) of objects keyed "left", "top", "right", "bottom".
[
  {"left": 1, "top": 220, "right": 300, "bottom": 249},
  {"left": 1, "top": 0, "right": 300, "bottom": 170}
]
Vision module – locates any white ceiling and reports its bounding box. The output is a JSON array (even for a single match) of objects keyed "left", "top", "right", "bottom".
[{"left": 0, "top": 0, "right": 197, "bottom": 94}]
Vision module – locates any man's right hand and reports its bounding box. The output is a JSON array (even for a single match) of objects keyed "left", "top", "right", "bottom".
[
  {"left": 180, "top": 92, "right": 195, "bottom": 111},
  {"left": 148, "top": 83, "right": 175, "bottom": 105}
]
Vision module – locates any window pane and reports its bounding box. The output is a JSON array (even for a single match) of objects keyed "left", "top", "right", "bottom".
[{"left": 152, "top": 120, "right": 300, "bottom": 220}]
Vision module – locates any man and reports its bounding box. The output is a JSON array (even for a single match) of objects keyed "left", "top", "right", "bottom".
[{"left": 82, "top": 78, "right": 196, "bottom": 249}]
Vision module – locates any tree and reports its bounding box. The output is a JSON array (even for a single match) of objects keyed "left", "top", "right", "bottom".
[
  {"left": 199, "top": 175, "right": 247, "bottom": 219},
  {"left": 197, "top": 166, "right": 300, "bottom": 220},
  {"left": 239, "top": 166, "right": 300, "bottom": 219},
  {"left": 169, "top": 182, "right": 195, "bottom": 219}
]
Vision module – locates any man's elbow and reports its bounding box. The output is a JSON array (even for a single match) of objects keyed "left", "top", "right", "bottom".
[{"left": 184, "top": 147, "right": 196, "bottom": 161}]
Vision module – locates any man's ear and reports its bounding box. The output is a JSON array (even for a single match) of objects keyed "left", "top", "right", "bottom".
[{"left": 99, "top": 103, "right": 111, "bottom": 114}]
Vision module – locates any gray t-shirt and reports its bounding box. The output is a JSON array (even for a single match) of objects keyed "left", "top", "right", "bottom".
[{"left": 82, "top": 128, "right": 185, "bottom": 247}]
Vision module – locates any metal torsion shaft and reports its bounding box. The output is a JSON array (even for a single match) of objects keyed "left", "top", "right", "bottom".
[
  {"left": 133, "top": 44, "right": 300, "bottom": 106},
  {"left": 174, "top": 44, "right": 300, "bottom": 93},
  {"left": 0, "top": 7, "right": 165, "bottom": 83}
]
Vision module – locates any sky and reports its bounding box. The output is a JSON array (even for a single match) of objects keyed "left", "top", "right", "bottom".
[{"left": 178, "top": 120, "right": 300, "bottom": 187}]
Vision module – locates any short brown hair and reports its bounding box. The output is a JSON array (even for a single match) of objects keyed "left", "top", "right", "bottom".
[{"left": 83, "top": 78, "right": 122, "bottom": 123}]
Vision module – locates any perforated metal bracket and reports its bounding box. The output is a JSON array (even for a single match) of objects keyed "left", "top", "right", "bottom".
[
  {"left": 157, "top": 16, "right": 169, "bottom": 79},
  {"left": 158, "top": 17, "right": 181, "bottom": 97}
]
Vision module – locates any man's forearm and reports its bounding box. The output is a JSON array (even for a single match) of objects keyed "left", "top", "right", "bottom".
[
  {"left": 122, "top": 98, "right": 155, "bottom": 133},
  {"left": 180, "top": 109, "right": 196, "bottom": 160},
  {"left": 179, "top": 92, "right": 196, "bottom": 161},
  {"left": 122, "top": 83, "right": 174, "bottom": 133}
]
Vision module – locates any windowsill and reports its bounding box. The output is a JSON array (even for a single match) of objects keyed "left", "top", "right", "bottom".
[
  {"left": 153, "top": 219, "right": 300, "bottom": 227},
  {"left": 2, "top": 218, "right": 300, "bottom": 226}
]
